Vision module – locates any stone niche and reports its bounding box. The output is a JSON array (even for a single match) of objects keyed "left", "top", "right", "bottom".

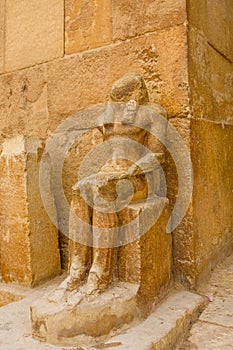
[
  {"left": 31, "top": 73, "right": 173, "bottom": 347},
  {"left": 0, "top": 135, "right": 61, "bottom": 286}
]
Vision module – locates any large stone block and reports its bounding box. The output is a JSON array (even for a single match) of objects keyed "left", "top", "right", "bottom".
[
  {"left": 166, "top": 117, "right": 196, "bottom": 288},
  {"left": 188, "top": 0, "right": 233, "bottom": 62},
  {"left": 31, "top": 282, "right": 139, "bottom": 346},
  {"left": 0, "top": 65, "right": 49, "bottom": 146},
  {"left": 112, "top": 0, "right": 186, "bottom": 41},
  {"left": 4, "top": 0, "right": 64, "bottom": 72},
  {"left": 191, "top": 119, "right": 233, "bottom": 284},
  {"left": 65, "top": 0, "right": 112, "bottom": 54},
  {"left": 0, "top": 135, "right": 61, "bottom": 286},
  {"left": 0, "top": 0, "right": 4, "bottom": 73},
  {"left": 48, "top": 24, "right": 188, "bottom": 131},
  {"left": 189, "top": 28, "right": 233, "bottom": 123}
]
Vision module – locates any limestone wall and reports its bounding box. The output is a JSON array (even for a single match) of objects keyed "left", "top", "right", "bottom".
[
  {"left": 0, "top": 0, "right": 188, "bottom": 276},
  {"left": 187, "top": 0, "right": 233, "bottom": 286},
  {"left": 0, "top": 0, "right": 232, "bottom": 288}
]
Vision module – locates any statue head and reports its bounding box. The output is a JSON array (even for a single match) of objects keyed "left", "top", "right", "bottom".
[{"left": 110, "top": 72, "right": 149, "bottom": 105}]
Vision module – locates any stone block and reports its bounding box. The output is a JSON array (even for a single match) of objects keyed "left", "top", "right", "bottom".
[
  {"left": 4, "top": 0, "right": 64, "bottom": 72},
  {"left": 191, "top": 119, "right": 233, "bottom": 284},
  {"left": 99, "top": 291, "right": 207, "bottom": 350},
  {"left": 0, "top": 0, "right": 5, "bottom": 73},
  {"left": 187, "top": 321, "right": 233, "bottom": 350},
  {"left": 0, "top": 65, "right": 49, "bottom": 145},
  {"left": 0, "top": 135, "right": 61, "bottom": 286},
  {"left": 200, "top": 296, "right": 233, "bottom": 328},
  {"left": 31, "top": 282, "right": 139, "bottom": 346},
  {"left": 188, "top": 0, "right": 233, "bottom": 62},
  {"left": 47, "top": 24, "right": 188, "bottom": 131},
  {"left": 189, "top": 27, "right": 233, "bottom": 123},
  {"left": 65, "top": 0, "right": 112, "bottom": 54},
  {"left": 112, "top": 0, "right": 186, "bottom": 41},
  {"left": 166, "top": 117, "right": 196, "bottom": 288}
]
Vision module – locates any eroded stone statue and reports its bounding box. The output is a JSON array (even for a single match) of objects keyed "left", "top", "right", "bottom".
[
  {"left": 49, "top": 72, "right": 167, "bottom": 305},
  {"left": 31, "top": 73, "right": 172, "bottom": 345}
]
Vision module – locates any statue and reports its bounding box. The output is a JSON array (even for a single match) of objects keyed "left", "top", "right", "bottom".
[
  {"left": 49, "top": 72, "right": 167, "bottom": 305},
  {"left": 31, "top": 73, "right": 172, "bottom": 345}
]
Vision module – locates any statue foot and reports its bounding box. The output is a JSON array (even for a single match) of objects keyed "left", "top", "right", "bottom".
[
  {"left": 83, "top": 271, "right": 111, "bottom": 296},
  {"left": 66, "top": 289, "right": 85, "bottom": 307},
  {"left": 62, "top": 272, "right": 112, "bottom": 307},
  {"left": 47, "top": 274, "right": 85, "bottom": 303}
]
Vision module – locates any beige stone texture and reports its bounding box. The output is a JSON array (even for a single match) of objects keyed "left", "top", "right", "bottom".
[
  {"left": 188, "top": 27, "right": 233, "bottom": 123},
  {"left": 200, "top": 296, "right": 233, "bottom": 328},
  {"left": 186, "top": 0, "right": 233, "bottom": 288},
  {"left": 0, "top": 65, "right": 49, "bottom": 147},
  {"left": 165, "top": 117, "right": 196, "bottom": 288},
  {"left": 65, "top": 0, "right": 112, "bottom": 54},
  {"left": 110, "top": 72, "right": 149, "bottom": 104},
  {"left": 0, "top": 288, "right": 24, "bottom": 307},
  {"left": 188, "top": 0, "right": 233, "bottom": 62},
  {"left": 182, "top": 254, "right": 233, "bottom": 349},
  {"left": 136, "top": 200, "right": 172, "bottom": 305},
  {"left": 185, "top": 322, "right": 233, "bottom": 350},
  {"left": 112, "top": 0, "right": 186, "bottom": 41},
  {"left": 0, "top": 0, "right": 5, "bottom": 73},
  {"left": 0, "top": 276, "right": 206, "bottom": 350},
  {"left": 0, "top": 136, "right": 61, "bottom": 286},
  {"left": 101, "top": 291, "right": 206, "bottom": 350},
  {"left": 48, "top": 24, "right": 188, "bottom": 132},
  {"left": 191, "top": 119, "right": 233, "bottom": 285},
  {"left": 4, "top": 0, "right": 64, "bottom": 72},
  {"left": 118, "top": 198, "right": 173, "bottom": 309},
  {"left": 31, "top": 282, "right": 139, "bottom": 346}
]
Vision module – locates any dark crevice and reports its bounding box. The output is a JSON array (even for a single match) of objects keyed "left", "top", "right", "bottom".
[{"left": 207, "top": 40, "right": 233, "bottom": 65}]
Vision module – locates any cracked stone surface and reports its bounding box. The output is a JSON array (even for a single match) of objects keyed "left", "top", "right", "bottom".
[
  {"left": 0, "top": 276, "right": 205, "bottom": 350},
  {"left": 181, "top": 253, "right": 233, "bottom": 349}
]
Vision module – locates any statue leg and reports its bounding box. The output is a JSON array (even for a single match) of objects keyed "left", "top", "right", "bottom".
[
  {"left": 66, "top": 190, "right": 92, "bottom": 291},
  {"left": 48, "top": 190, "right": 92, "bottom": 304},
  {"left": 85, "top": 208, "right": 118, "bottom": 294}
]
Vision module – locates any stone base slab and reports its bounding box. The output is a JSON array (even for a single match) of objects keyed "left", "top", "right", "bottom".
[
  {"left": 0, "top": 277, "right": 207, "bottom": 350},
  {"left": 31, "top": 282, "right": 139, "bottom": 346}
]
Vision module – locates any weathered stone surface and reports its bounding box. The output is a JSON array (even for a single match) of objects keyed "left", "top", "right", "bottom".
[
  {"left": 0, "top": 137, "right": 32, "bottom": 285},
  {"left": 47, "top": 24, "right": 188, "bottom": 131},
  {"left": 65, "top": 0, "right": 112, "bottom": 54},
  {"left": 136, "top": 199, "right": 173, "bottom": 311},
  {"left": 0, "top": 0, "right": 5, "bottom": 73},
  {"left": 186, "top": 321, "right": 233, "bottom": 350},
  {"left": 0, "top": 276, "right": 65, "bottom": 350},
  {"left": 183, "top": 253, "right": 233, "bottom": 349},
  {"left": 110, "top": 72, "right": 149, "bottom": 104},
  {"left": 188, "top": 0, "right": 233, "bottom": 63},
  {"left": 198, "top": 254, "right": 233, "bottom": 298},
  {"left": 188, "top": 27, "right": 233, "bottom": 123},
  {"left": 0, "top": 136, "right": 61, "bottom": 286},
  {"left": 0, "top": 284, "right": 25, "bottom": 307},
  {"left": 112, "top": 0, "right": 186, "bottom": 41},
  {"left": 200, "top": 296, "right": 233, "bottom": 328},
  {"left": 31, "top": 282, "right": 139, "bottom": 346},
  {"left": 0, "top": 65, "right": 49, "bottom": 146},
  {"left": 0, "top": 277, "right": 206, "bottom": 350},
  {"left": 102, "top": 291, "right": 206, "bottom": 350},
  {"left": 166, "top": 117, "right": 196, "bottom": 288},
  {"left": 4, "top": 0, "right": 64, "bottom": 72},
  {"left": 191, "top": 119, "right": 233, "bottom": 285}
]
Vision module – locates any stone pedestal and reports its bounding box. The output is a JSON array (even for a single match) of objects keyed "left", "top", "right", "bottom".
[
  {"left": 31, "top": 196, "right": 172, "bottom": 346},
  {"left": 31, "top": 282, "right": 139, "bottom": 346},
  {"left": 0, "top": 135, "right": 61, "bottom": 286}
]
